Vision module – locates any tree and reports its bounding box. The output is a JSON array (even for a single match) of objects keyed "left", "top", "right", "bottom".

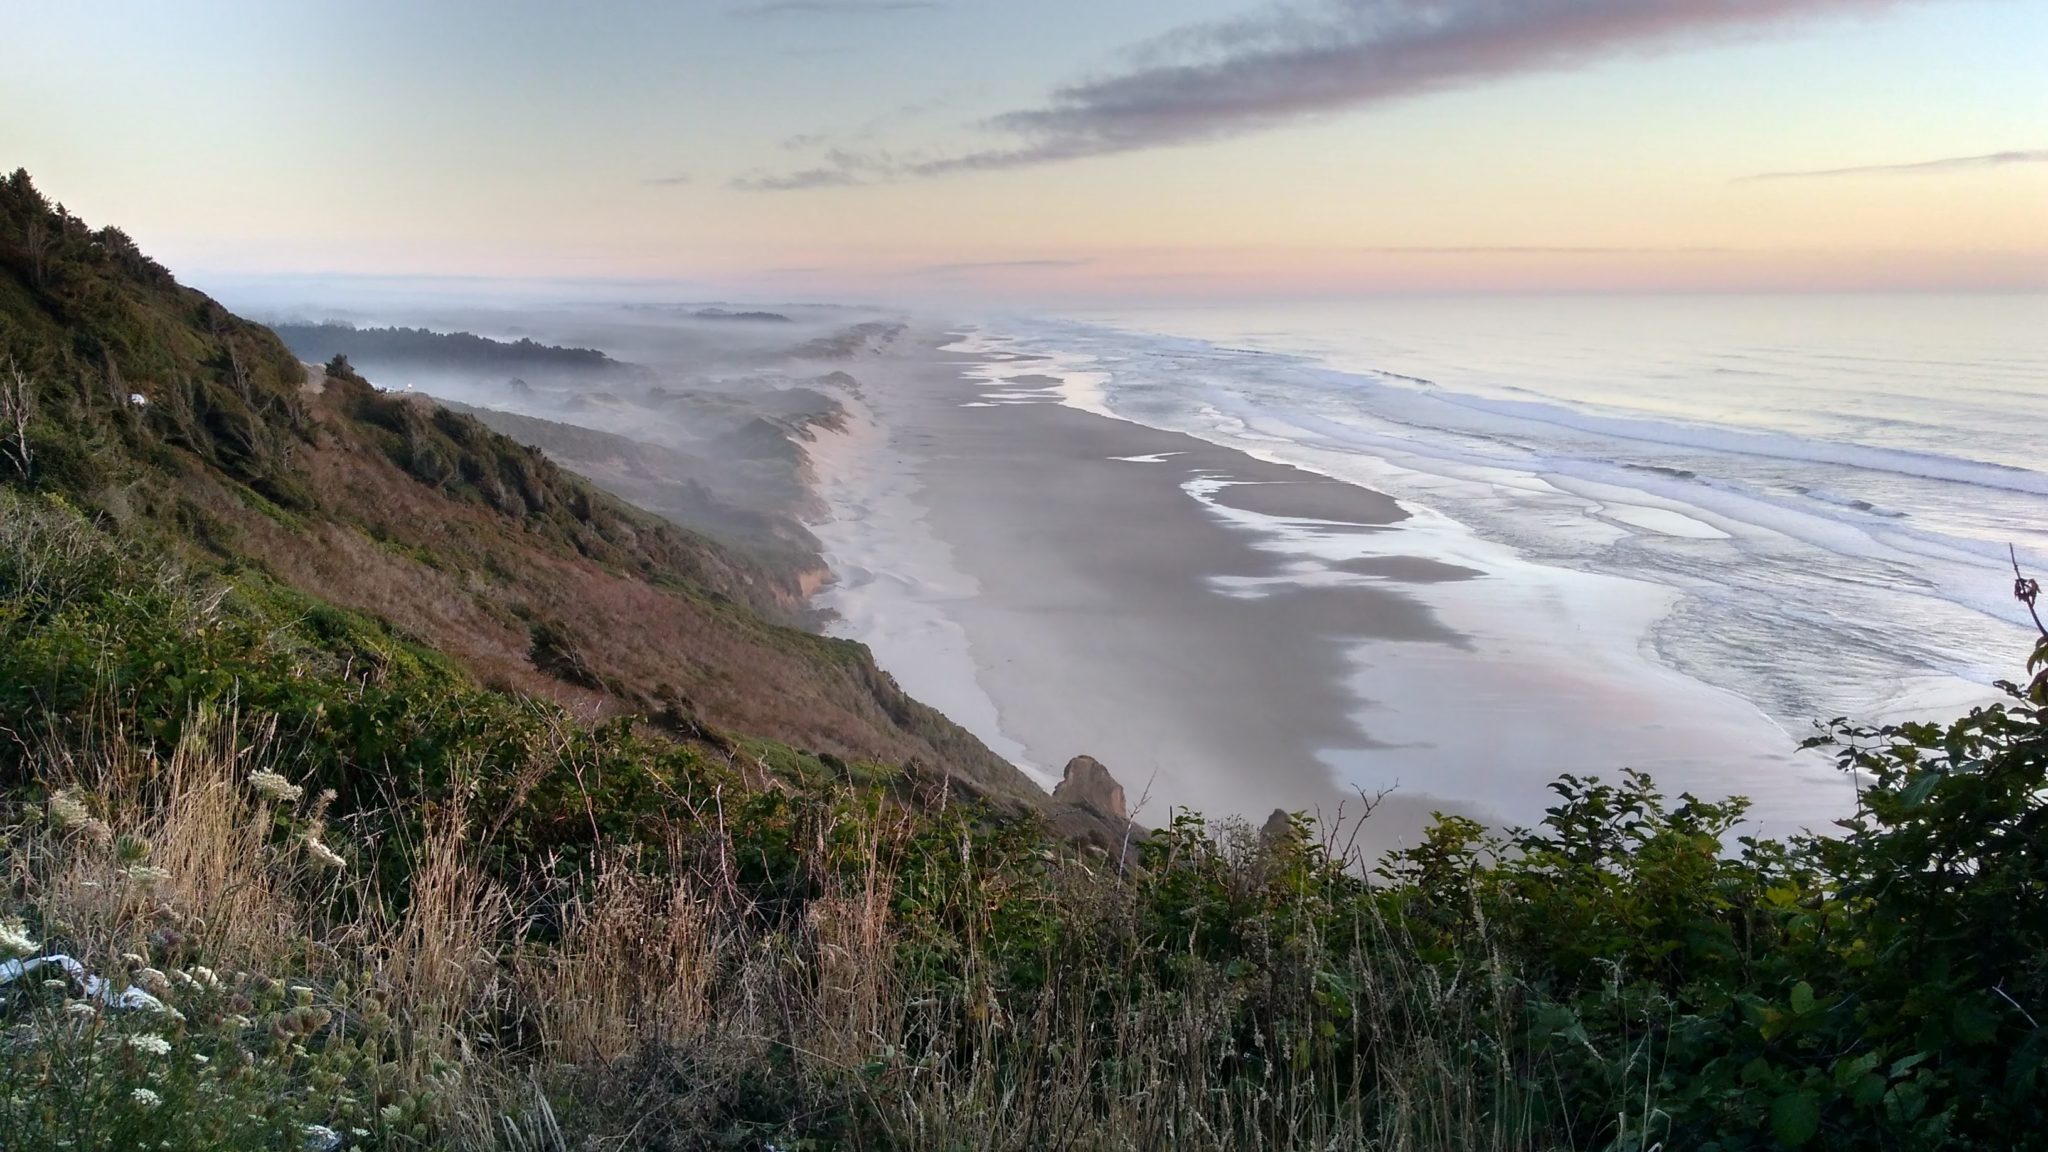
[{"left": 0, "top": 359, "right": 33, "bottom": 480}]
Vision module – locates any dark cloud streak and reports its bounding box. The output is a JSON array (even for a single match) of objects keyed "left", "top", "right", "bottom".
[
  {"left": 1736, "top": 148, "right": 2048, "bottom": 181},
  {"left": 739, "top": 0, "right": 1928, "bottom": 189},
  {"left": 730, "top": 167, "right": 868, "bottom": 191}
]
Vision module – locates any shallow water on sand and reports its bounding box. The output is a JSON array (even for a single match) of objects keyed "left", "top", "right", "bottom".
[
  {"left": 999, "top": 296, "right": 2048, "bottom": 738},
  {"left": 806, "top": 328, "right": 1869, "bottom": 840}
]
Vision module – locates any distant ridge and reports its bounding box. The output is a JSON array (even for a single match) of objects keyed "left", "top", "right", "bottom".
[
  {"left": 693, "top": 307, "right": 792, "bottom": 323},
  {"left": 268, "top": 321, "right": 637, "bottom": 378}
]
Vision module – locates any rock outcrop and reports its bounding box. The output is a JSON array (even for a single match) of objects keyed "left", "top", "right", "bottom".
[
  {"left": 1261, "top": 808, "right": 1297, "bottom": 844},
  {"left": 1053, "top": 755, "right": 1127, "bottom": 821},
  {"left": 1048, "top": 755, "right": 1144, "bottom": 859}
]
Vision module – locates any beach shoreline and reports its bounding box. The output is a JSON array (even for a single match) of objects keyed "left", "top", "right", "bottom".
[{"left": 801, "top": 323, "right": 1850, "bottom": 846}]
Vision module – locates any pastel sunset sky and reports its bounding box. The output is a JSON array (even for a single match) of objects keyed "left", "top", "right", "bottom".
[{"left": 8, "top": 0, "right": 2045, "bottom": 300}]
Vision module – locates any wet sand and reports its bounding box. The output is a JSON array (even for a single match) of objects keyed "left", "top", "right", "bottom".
[{"left": 812, "top": 331, "right": 1496, "bottom": 845}]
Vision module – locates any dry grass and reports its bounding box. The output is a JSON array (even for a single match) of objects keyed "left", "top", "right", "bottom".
[{"left": 4, "top": 704, "right": 1575, "bottom": 1151}]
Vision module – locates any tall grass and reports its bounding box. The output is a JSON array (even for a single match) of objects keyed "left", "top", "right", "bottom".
[
  {"left": 29, "top": 487, "right": 2036, "bottom": 1150},
  {"left": 0, "top": 697, "right": 1593, "bottom": 1151}
]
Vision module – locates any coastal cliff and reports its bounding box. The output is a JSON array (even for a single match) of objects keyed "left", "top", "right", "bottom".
[
  {"left": 4, "top": 169, "right": 2046, "bottom": 1152},
  {"left": 0, "top": 169, "right": 1039, "bottom": 813}
]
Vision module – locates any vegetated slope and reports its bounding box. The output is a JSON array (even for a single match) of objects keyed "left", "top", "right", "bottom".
[
  {"left": 0, "top": 168, "right": 1041, "bottom": 810},
  {"left": 3, "top": 167, "right": 2048, "bottom": 1151},
  {"left": 4, "top": 476, "right": 2045, "bottom": 1150},
  {"left": 437, "top": 398, "right": 834, "bottom": 603}
]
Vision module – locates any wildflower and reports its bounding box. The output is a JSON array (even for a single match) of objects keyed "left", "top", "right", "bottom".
[
  {"left": 0, "top": 918, "right": 36, "bottom": 957},
  {"left": 226, "top": 1014, "right": 253, "bottom": 1029},
  {"left": 43, "top": 978, "right": 68, "bottom": 990},
  {"left": 191, "top": 965, "right": 220, "bottom": 987},
  {"left": 303, "top": 837, "right": 346, "bottom": 871},
  {"left": 304, "top": 1123, "right": 342, "bottom": 1151},
  {"left": 248, "top": 770, "right": 304, "bottom": 804},
  {"left": 48, "top": 788, "right": 91, "bottom": 829},
  {"left": 191, "top": 1053, "right": 210, "bottom": 1065},
  {"left": 134, "top": 967, "right": 171, "bottom": 996},
  {"left": 65, "top": 1000, "right": 96, "bottom": 1018},
  {"left": 379, "top": 1104, "right": 403, "bottom": 1124},
  {"left": 130, "top": 1087, "right": 162, "bottom": 1109},
  {"left": 127, "top": 1033, "right": 173, "bottom": 1056},
  {"left": 351, "top": 1129, "right": 370, "bottom": 1139},
  {"left": 125, "top": 865, "right": 173, "bottom": 885}
]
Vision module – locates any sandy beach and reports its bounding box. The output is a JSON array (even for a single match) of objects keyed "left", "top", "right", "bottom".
[
  {"left": 806, "top": 329, "right": 1499, "bottom": 843},
  {"left": 804, "top": 325, "right": 1850, "bottom": 848}
]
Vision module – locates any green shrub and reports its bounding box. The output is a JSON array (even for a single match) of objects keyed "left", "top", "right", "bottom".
[{"left": 4, "top": 481, "right": 2047, "bottom": 1149}]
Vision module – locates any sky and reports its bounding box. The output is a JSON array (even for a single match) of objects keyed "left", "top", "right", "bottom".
[{"left": 6, "top": 0, "right": 2046, "bottom": 301}]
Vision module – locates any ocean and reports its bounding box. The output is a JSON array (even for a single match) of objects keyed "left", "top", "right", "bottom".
[{"left": 957, "top": 295, "right": 2046, "bottom": 822}]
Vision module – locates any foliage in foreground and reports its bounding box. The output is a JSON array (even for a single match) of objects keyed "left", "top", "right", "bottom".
[{"left": 2, "top": 487, "right": 2045, "bottom": 1151}]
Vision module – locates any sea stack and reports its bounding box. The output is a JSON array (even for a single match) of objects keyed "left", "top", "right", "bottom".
[{"left": 1053, "top": 754, "right": 1128, "bottom": 821}]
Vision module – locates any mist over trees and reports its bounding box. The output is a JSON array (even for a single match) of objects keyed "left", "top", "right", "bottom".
[{"left": 269, "top": 322, "right": 628, "bottom": 377}]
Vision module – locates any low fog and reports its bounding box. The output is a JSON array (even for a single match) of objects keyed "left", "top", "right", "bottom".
[{"left": 232, "top": 287, "right": 916, "bottom": 592}]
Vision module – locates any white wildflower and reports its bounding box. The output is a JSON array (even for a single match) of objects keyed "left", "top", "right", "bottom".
[
  {"left": 42, "top": 978, "right": 68, "bottom": 990},
  {"left": 125, "top": 864, "right": 172, "bottom": 885},
  {"left": 351, "top": 1129, "right": 370, "bottom": 1139},
  {"left": 127, "top": 1033, "right": 173, "bottom": 1056},
  {"left": 303, "top": 1123, "right": 342, "bottom": 1151},
  {"left": 130, "top": 1087, "right": 162, "bottom": 1109},
  {"left": 134, "top": 967, "right": 171, "bottom": 995},
  {"left": 226, "top": 1014, "right": 253, "bottom": 1029},
  {"left": 120, "top": 953, "right": 147, "bottom": 967},
  {"left": 248, "top": 770, "right": 304, "bottom": 804},
  {"left": 303, "top": 837, "right": 346, "bottom": 871},
  {"left": 48, "top": 788, "right": 91, "bottom": 829},
  {"left": 191, "top": 965, "right": 220, "bottom": 987},
  {"left": 0, "top": 918, "right": 36, "bottom": 957},
  {"left": 379, "top": 1104, "right": 403, "bottom": 1124},
  {"left": 191, "top": 1053, "right": 210, "bottom": 1065},
  {"left": 64, "top": 1000, "right": 97, "bottom": 1018}
]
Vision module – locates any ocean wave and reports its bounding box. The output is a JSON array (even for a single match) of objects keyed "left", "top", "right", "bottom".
[{"left": 981, "top": 308, "right": 2046, "bottom": 729}]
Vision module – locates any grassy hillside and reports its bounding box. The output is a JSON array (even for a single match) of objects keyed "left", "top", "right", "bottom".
[
  {"left": 0, "top": 168, "right": 1041, "bottom": 812},
  {"left": 2, "top": 169, "right": 2045, "bottom": 1151},
  {"left": 436, "top": 398, "right": 834, "bottom": 606}
]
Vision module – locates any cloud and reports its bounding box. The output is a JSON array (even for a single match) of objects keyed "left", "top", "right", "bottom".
[
  {"left": 642, "top": 173, "right": 694, "bottom": 187},
  {"left": 1736, "top": 148, "right": 2048, "bottom": 181},
  {"left": 911, "top": 258, "right": 1095, "bottom": 275},
  {"left": 1349, "top": 244, "right": 1731, "bottom": 254},
  {"left": 727, "top": 0, "right": 939, "bottom": 17},
  {"left": 738, "top": 0, "right": 1925, "bottom": 188},
  {"left": 731, "top": 147, "right": 903, "bottom": 190},
  {"left": 730, "top": 167, "right": 869, "bottom": 191}
]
